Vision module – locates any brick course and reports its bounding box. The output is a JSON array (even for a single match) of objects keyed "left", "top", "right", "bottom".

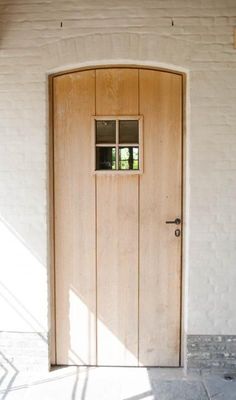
[{"left": 187, "top": 335, "right": 236, "bottom": 372}]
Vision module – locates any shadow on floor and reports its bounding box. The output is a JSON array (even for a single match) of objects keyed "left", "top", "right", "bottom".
[{"left": 1, "top": 365, "right": 236, "bottom": 400}]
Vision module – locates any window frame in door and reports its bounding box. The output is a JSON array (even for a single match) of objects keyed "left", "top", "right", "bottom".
[{"left": 91, "top": 115, "right": 143, "bottom": 174}]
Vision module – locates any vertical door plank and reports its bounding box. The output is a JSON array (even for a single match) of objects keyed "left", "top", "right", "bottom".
[
  {"left": 96, "top": 68, "right": 139, "bottom": 116},
  {"left": 139, "top": 70, "right": 182, "bottom": 366},
  {"left": 96, "top": 69, "right": 139, "bottom": 365},
  {"left": 54, "top": 71, "right": 96, "bottom": 365},
  {"left": 96, "top": 175, "right": 139, "bottom": 365}
]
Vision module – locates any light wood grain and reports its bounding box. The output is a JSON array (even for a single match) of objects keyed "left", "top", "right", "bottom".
[
  {"left": 96, "top": 69, "right": 139, "bottom": 116},
  {"left": 96, "top": 175, "right": 139, "bottom": 365},
  {"left": 53, "top": 67, "right": 183, "bottom": 367},
  {"left": 96, "top": 69, "right": 139, "bottom": 365},
  {"left": 54, "top": 71, "right": 96, "bottom": 365},
  {"left": 139, "top": 69, "right": 182, "bottom": 366}
]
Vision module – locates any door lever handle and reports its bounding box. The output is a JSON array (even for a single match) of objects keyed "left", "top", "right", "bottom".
[{"left": 166, "top": 218, "right": 181, "bottom": 225}]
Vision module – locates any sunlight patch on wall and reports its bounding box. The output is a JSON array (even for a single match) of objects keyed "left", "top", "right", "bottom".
[{"left": 0, "top": 219, "right": 47, "bottom": 332}]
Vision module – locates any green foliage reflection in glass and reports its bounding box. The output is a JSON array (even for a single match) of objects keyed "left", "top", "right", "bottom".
[{"left": 119, "top": 147, "right": 139, "bottom": 170}]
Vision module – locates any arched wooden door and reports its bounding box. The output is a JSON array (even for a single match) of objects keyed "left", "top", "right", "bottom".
[{"left": 53, "top": 67, "right": 183, "bottom": 367}]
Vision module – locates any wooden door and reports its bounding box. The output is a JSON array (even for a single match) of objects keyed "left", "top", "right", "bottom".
[{"left": 53, "top": 68, "right": 182, "bottom": 367}]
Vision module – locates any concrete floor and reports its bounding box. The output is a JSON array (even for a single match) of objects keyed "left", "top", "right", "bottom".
[{"left": 0, "top": 366, "right": 236, "bottom": 400}]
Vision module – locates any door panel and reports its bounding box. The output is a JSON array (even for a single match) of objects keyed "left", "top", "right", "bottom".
[
  {"left": 53, "top": 67, "right": 182, "bottom": 367},
  {"left": 54, "top": 71, "right": 96, "bottom": 365},
  {"left": 139, "top": 70, "right": 182, "bottom": 366},
  {"left": 97, "top": 176, "right": 139, "bottom": 365},
  {"left": 96, "top": 69, "right": 139, "bottom": 366},
  {"left": 96, "top": 68, "right": 139, "bottom": 116}
]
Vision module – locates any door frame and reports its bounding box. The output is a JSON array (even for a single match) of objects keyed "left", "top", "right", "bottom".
[{"left": 48, "top": 64, "right": 187, "bottom": 368}]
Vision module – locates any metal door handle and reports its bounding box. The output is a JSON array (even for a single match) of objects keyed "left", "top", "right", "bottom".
[{"left": 165, "top": 218, "right": 181, "bottom": 225}]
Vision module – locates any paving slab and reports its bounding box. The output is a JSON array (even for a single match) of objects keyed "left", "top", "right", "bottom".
[
  {"left": 152, "top": 380, "right": 209, "bottom": 400},
  {"left": 204, "top": 376, "right": 236, "bottom": 400},
  {"left": 146, "top": 367, "right": 187, "bottom": 381}
]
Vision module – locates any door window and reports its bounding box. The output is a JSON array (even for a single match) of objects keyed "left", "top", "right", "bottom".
[{"left": 93, "top": 116, "right": 143, "bottom": 173}]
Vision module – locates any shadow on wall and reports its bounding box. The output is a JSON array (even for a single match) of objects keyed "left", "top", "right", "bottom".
[
  {"left": 0, "top": 1, "right": 48, "bottom": 396},
  {"left": 0, "top": 5, "right": 4, "bottom": 43},
  {"left": 0, "top": 1, "right": 23, "bottom": 43},
  {"left": 0, "top": 4, "right": 10, "bottom": 43},
  {"left": 0, "top": 0, "right": 49, "bottom": 379}
]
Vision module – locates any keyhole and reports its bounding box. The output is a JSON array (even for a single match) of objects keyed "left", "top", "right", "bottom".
[{"left": 175, "top": 229, "right": 181, "bottom": 237}]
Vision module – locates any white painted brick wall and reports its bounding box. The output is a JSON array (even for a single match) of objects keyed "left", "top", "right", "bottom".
[{"left": 0, "top": 0, "right": 236, "bottom": 342}]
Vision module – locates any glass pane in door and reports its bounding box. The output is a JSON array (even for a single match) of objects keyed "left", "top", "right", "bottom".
[
  {"left": 119, "top": 147, "right": 139, "bottom": 170},
  {"left": 96, "top": 147, "right": 116, "bottom": 170}
]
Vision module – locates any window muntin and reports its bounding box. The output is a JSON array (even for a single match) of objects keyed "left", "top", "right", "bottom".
[{"left": 93, "top": 116, "right": 143, "bottom": 173}]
